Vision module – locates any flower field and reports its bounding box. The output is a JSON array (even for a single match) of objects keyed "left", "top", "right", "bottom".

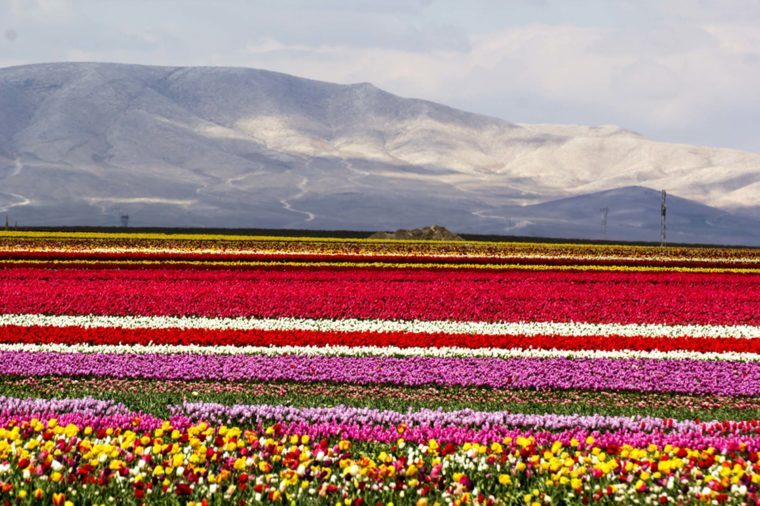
[{"left": 0, "top": 231, "right": 759, "bottom": 505}]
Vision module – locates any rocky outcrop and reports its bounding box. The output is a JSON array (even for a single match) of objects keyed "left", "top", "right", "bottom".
[{"left": 369, "top": 225, "right": 463, "bottom": 241}]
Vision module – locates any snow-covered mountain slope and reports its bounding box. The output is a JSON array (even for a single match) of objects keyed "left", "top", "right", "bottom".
[{"left": 1, "top": 62, "right": 759, "bottom": 244}]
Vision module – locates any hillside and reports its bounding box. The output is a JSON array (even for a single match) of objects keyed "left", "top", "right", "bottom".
[{"left": 1, "top": 62, "right": 759, "bottom": 244}]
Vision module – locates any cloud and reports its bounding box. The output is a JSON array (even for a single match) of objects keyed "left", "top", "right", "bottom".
[
  {"left": 5, "top": 0, "right": 74, "bottom": 22},
  {"left": 236, "top": 14, "right": 760, "bottom": 151},
  {"left": 237, "top": 2, "right": 470, "bottom": 53}
]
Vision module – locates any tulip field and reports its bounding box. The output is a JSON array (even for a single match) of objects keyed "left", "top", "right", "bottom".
[{"left": 0, "top": 231, "right": 760, "bottom": 505}]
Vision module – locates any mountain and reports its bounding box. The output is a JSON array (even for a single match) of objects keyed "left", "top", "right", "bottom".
[
  {"left": 506, "top": 186, "right": 760, "bottom": 245},
  {"left": 1, "top": 62, "right": 760, "bottom": 245}
]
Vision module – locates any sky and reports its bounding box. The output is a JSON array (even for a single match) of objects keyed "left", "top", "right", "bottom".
[{"left": 1, "top": 0, "right": 760, "bottom": 152}]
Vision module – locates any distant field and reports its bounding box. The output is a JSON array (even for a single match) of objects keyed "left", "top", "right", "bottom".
[
  {"left": 10, "top": 225, "right": 760, "bottom": 248},
  {"left": 0, "top": 231, "right": 759, "bottom": 504}
]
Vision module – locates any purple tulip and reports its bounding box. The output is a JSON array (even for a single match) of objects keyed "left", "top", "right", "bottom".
[{"left": 0, "top": 352, "right": 757, "bottom": 396}]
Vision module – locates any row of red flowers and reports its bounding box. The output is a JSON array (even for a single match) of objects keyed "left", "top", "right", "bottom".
[
  {"left": 1, "top": 267, "right": 758, "bottom": 325},
  {"left": 0, "top": 325, "right": 757, "bottom": 354}
]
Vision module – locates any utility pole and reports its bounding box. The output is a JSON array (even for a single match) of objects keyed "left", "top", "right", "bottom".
[
  {"left": 3, "top": 215, "right": 8, "bottom": 230},
  {"left": 600, "top": 207, "right": 608, "bottom": 241},
  {"left": 660, "top": 190, "right": 667, "bottom": 247}
]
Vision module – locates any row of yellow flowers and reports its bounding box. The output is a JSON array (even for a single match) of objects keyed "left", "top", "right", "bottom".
[
  {"left": 0, "top": 417, "right": 758, "bottom": 505},
  {"left": 2, "top": 230, "right": 759, "bottom": 261}
]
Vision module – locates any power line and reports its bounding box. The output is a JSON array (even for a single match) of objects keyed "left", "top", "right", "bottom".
[{"left": 660, "top": 190, "right": 667, "bottom": 247}]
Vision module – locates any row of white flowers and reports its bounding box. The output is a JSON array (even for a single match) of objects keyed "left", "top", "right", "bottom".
[
  {"left": 1, "top": 342, "right": 757, "bottom": 362},
  {"left": 1, "top": 313, "right": 759, "bottom": 339}
]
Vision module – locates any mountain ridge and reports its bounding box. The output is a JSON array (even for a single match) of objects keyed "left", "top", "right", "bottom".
[{"left": 1, "top": 62, "right": 760, "bottom": 245}]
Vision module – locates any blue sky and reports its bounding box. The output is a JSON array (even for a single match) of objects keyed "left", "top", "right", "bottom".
[{"left": 2, "top": 0, "right": 760, "bottom": 151}]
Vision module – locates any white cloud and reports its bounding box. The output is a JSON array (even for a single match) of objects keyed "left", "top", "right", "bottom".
[
  {"left": 236, "top": 14, "right": 760, "bottom": 151},
  {"left": 6, "top": 0, "right": 74, "bottom": 21}
]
